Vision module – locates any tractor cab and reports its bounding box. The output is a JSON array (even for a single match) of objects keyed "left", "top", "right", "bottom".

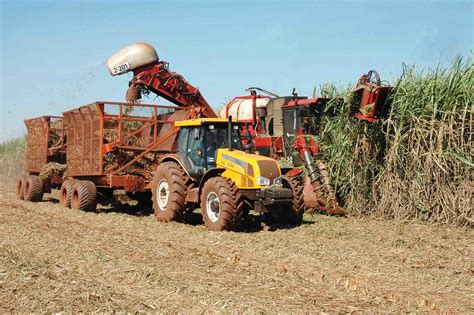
[
  {"left": 174, "top": 118, "right": 242, "bottom": 176},
  {"left": 281, "top": 97, "right": 342, "bottom": 155}
]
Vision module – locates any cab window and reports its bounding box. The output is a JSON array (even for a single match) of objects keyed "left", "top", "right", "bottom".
[
  {"left": 187, "top": 127, "right": 204, "bottom": 167},
  {"left": 176, "top": 128, "right": 188, "bottom": 155}
]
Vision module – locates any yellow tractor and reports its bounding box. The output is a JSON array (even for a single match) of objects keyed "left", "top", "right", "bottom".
[{"left": 152, "top": 117, "right": 304, "bottom": 231}]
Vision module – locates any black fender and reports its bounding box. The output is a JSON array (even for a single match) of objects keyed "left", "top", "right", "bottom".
[
  {"left": 160, "top": 154, "right": 192, "bottom": 178},
  {"left": 160, "top": 154, "right": 208, "bottom": 179},
  {"left": 198, "top": 168, "right": 225, "bottom": 199}
]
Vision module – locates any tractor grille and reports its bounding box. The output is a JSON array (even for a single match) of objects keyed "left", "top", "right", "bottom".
[{"left": 257, "top": 160, "right": 280, "bottom": 179}]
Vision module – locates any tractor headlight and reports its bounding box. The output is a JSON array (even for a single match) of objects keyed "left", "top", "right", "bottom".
[
  {"left": 256, "top": 176, "right": 270, "bottom": 186},
  {"left": 273, "top": 177, "right": 283, "bottom": 186}
]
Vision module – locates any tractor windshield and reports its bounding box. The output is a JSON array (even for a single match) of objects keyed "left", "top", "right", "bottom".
[{"left": 205, "top": 123, "right": 242, "bottom": 165}]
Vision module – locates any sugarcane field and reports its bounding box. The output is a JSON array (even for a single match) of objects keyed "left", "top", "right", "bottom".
[{"left": 0, "top": 1, "right": 472, "bottom": 313}]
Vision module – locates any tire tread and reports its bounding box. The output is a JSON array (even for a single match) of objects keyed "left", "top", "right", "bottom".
[
  {"left": 71, "top": 180, "right": 97, "bottom": 211},
  {"left": 201, "top": 177, "right": 244, "bottom": 231},
  {"left": 24, "top": 175, "right": 44, "bottom": 202},
  {"left": 151, "top": 162, "right": 188, "bottom": 222}
]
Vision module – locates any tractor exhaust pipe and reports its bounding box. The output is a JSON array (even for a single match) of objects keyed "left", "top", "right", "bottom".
[{"left": 228, "top": 115, "right": 233, "bottom": 151}]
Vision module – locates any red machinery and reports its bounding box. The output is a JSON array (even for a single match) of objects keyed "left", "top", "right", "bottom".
[
  {"left": 223, "top": 69, "right": 394, "bottom": 214},
  {"left": 125, "top": 62, "right": 216, "bottom": 119},
  {"left": 350, "top": 70, "right": 394, "bottom": 122}
]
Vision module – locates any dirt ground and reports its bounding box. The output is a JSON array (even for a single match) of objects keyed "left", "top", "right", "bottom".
[{"left": 0, "top": 182, "right": 472, "bottom": 313}]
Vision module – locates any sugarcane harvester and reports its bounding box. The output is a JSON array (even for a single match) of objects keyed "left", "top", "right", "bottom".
[{"left": 221, "top": 69, "right": 394, "bottom": 215}]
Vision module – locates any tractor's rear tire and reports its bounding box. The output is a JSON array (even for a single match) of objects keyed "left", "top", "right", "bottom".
[
  {"left": 271, "top": 176, "right": 304, "bottom": 226},
  {"left": 200, "top": 177, "right": 244, "bottom": 231},
  {"left": 60, "top": 179, "right": 76, "bottom": 208},
  {"left": 151, "top": 162, "right": 188, "bottom": 222},
  {"left": 71, "top": 180, "right": 97, "bottom": 211},
  {"left": 16, "top": 176, "right": 26, "bottom": 200},
  {"left": 24, "top": 175, "right": 44, "bottom": 202}
]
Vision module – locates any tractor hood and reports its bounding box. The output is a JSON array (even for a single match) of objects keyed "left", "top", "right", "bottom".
[{"left": 216, "top": 148, "right": 281, "bottom": 189}]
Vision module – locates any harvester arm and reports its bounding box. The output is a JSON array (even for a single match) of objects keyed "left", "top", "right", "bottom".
[
  {"left": 107, "top": 42, "right": 217, "bottom": 118},
  {"left": 128, "top": 62, "right": 217, "bottom": 118}
]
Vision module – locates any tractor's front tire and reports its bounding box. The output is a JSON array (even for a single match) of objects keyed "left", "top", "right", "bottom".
[
  {"left": 60, "top": 179, "right": 76, "bottom": 208},
  {"left": 200, "top": 177, "right": 244, "bottom": 231},
  {"left": 24, "top": 175, "right": 44, "bottom": 202},
  {"left": 151, "top": 162, "right": 188, "bottom": 222},
  {"left": 71, "top": 180, "right": 97, "bottom": 211}
]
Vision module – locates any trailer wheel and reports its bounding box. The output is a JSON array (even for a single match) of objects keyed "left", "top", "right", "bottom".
[
  {"left": 60, "top": 179, "right": 77, "bottom": 208},
  {"left": 24, "top": 175, "right": 44, "bottom": 202},
  {"left": 200, "top": 177, "right": 244, "bottom": 231},
  {"left": 271, "top": 176, "right": 304, "bottom": 225},
  {"left": 71, "top": 180, "right": 97, "bottom": 211},
  {"left": 16, "top": 176, "right": 26, "bottom": 200},
  {"left": 151, "top": 162, "right": 188, "bottom": 222}
]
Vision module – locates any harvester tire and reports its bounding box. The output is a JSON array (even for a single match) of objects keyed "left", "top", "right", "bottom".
[
  {"left": 24, "top": 175, "right": 44, "bottom": 202},
  {"left": 60, "top": 179, "right": 77, "bottom": 208},
  {"left": 200, "top": 177, "right": 244, "bottom": 231},
  {"left": 151, "top": 162, "right": 188, "bottom": 222},
  {"left": 272, "top": 176, "right": 304, "bottom": 226},
  {"left": 71, "top": 180, "right": 97, "bottom": 211},
  {"left": 16, "top": 176, "right": 26, "bottom": 200}
]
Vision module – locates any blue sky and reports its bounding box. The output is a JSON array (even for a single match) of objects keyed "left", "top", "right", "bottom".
[{"left": 0, "top": 0, "right": 472, "bottom": 141}]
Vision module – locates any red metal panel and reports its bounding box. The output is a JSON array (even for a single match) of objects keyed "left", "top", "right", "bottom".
[
  {"left": 63, "top": 104, "right": 102, "bottom": 177},
  {"left": 24, "top": 115, "right": 65, "bottom": 173},
  {"left": 255, "top": 136, "right": 272, "bottom": 147}
]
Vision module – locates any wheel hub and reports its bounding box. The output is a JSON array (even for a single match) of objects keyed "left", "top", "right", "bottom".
[
  {"left": 206, "top": 192, "right": 220, "bottom": 223},
  {"left": 157, "top": 179, "right": 169, "bottom": 211}
]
